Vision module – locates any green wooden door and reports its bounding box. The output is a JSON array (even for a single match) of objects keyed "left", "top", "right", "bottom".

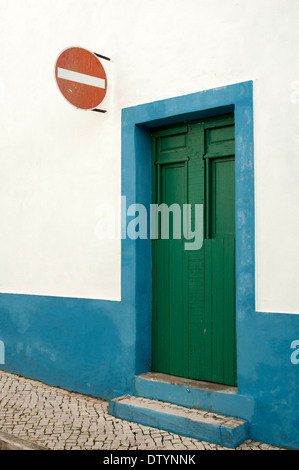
[{"left": 151, "top": 114, "right": 236, "bottom": 386}]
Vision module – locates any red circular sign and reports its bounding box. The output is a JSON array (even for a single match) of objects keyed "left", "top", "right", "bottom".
[{"left": 55, "top": 47, "right": 107, "bottom": 110}]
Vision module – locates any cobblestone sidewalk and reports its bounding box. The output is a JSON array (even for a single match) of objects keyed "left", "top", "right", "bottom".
[{"left": 0, "top": 370, "right": 283, "bottom": 450}]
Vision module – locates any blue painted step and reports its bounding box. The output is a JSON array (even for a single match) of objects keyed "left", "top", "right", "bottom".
[
  {"left": 133, "top": 372, "right": 256, "bottom": 421},
  {"left": 108, "top": 395, "right": 248, "bottom": 449}
]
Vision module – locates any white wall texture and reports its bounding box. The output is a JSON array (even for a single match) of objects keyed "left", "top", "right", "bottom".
[{"left": 0, "top": 0, "right": 299, "bottom": 312}]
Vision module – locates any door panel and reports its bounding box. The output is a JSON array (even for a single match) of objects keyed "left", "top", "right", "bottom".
[
  {"left": 204, "top": 237, "right": 236, "bottom": 385},
  {"left": 211, "top": 157, "right": 235, "bottom": 237},
  {"left": 152, "top": 150, "right": 188, "bottom": 377}
]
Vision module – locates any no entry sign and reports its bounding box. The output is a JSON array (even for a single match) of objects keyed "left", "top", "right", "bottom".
[{"left": 55, "top": 47, "right": 108, "bottom": 110}]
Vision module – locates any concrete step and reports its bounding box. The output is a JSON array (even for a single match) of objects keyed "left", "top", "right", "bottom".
[
  {"left": 108, "top": 395, "right": 248, "bottom": 448},
  {"left": 134, "top": 372, "right": 256, "bottom": 421}
]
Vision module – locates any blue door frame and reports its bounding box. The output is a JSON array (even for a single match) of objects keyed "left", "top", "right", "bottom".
[{"left": 121, "top": 81, "right": 255, "bottom": 388}]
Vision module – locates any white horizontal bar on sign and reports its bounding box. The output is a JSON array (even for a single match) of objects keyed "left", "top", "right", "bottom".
[{"left": 57, "top": 68, "right": 105, "bottom": 89}]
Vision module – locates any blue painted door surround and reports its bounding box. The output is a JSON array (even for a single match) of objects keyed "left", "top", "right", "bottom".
[
  {"left": 121, "top": 82, "right": 256, "bottom": 388},
  {"left": 1, "top": 81, "right": 299, "bottom": 449}
]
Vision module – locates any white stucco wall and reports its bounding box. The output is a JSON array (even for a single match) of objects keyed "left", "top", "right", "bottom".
[{"left": 1, "top": 0, "right": 299, "bottom": 312}]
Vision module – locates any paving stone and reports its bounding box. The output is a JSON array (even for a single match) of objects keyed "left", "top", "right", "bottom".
[{"left": 0, "top": 370, "right": 285, "bottom": 451}]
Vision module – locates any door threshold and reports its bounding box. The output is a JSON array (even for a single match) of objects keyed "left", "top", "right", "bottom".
[{"left": 137, "top": 372, "right": 237, "bottom": 394}]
